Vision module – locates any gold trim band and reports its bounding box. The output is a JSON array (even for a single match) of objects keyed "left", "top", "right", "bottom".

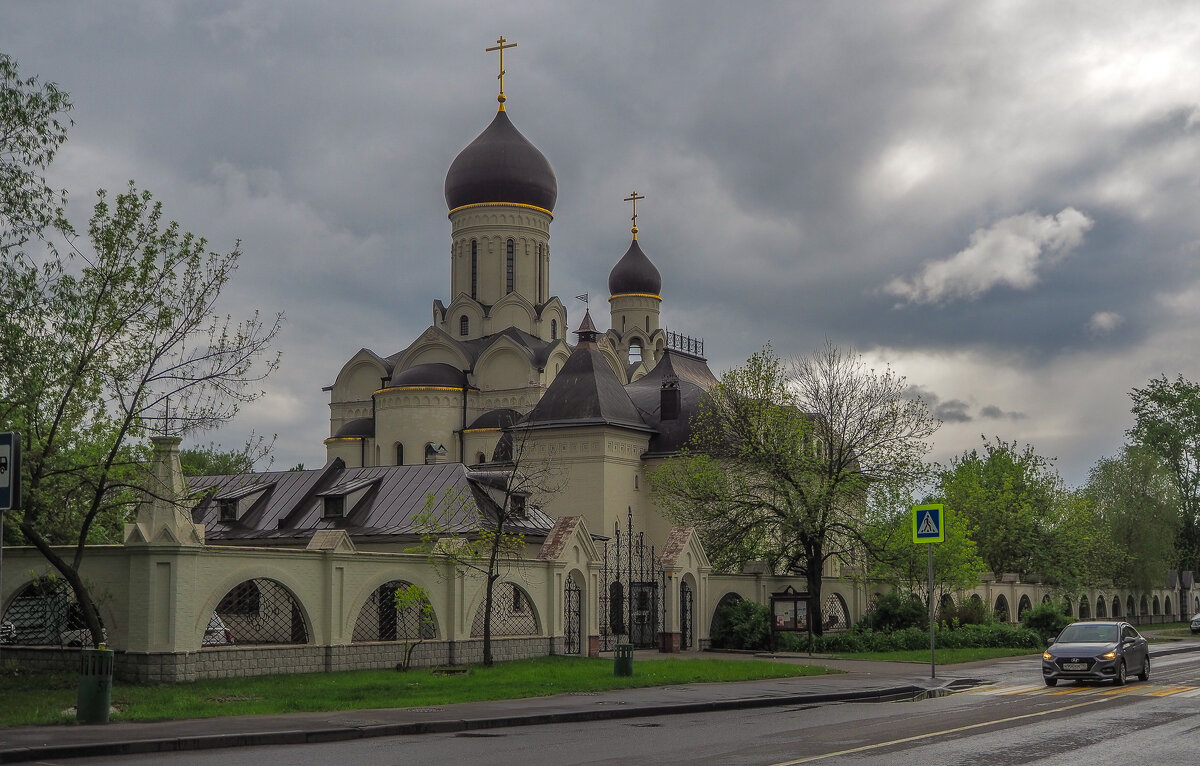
[
  {"left": 375, "top": 385, "right": 467, "bottom": 395},
  {"left": 463, "top": 427, "right": 502, "bottom": 434},
  {"left": 608, "top": 293, "right": 662, "bottom": 301},
  {"left": 448, "top": 202, "right": 554, "bottom": 219}
]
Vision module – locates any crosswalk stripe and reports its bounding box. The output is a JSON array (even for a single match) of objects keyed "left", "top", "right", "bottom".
[
  {"left": 1047, "top": 686, "right": 1093, "bottom": 695},
  {"left": 1146, "top": 686, "right": 1198, "bottom": 697}
]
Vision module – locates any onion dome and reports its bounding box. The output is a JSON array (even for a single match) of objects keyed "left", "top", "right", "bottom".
[
  {"left": 386, "top": 363, "right": 468, "bottom": 389},
  {"left": 608, "top": 239, "right": 662, "bottom": 296},
  {"left": 444, "top": 110, "right": 558, "bottom": 212}
]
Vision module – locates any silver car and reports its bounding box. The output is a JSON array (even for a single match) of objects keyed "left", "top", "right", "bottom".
[
  {"left": 1190, "top": 613, "right": 1200, "bottom": 634},
  {"left": 1042, "top": 621, "right": 1149, "bottom": 686}
]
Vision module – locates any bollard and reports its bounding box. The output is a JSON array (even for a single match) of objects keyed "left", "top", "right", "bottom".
[
  {"left": 76, "top": 647, "right": 114, "bottom": 724},
  {"left": 614, "top": 643, "right": 634, "bottom": 677}
]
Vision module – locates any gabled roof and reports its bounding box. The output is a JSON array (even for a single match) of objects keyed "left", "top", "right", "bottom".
[{"left": 189, "top": 462, "right": 555, "bottom": 543}]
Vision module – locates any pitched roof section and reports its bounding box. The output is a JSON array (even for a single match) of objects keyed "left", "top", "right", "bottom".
[
  {"left": 189, "top": 462, "right": 555, "bottom": 543},
  {"left": 521, "top": 331, "right": 651, "bottom": 432},
  {"left": 624, "top": 349, "right": 719, "bottom": 454}
]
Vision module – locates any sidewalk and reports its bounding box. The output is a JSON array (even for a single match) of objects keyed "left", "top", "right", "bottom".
[{"left": 3, "top": 641, "right": 1198, "bottom": 764}]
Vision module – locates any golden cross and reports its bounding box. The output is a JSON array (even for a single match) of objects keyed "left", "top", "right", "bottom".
[
  {"left": 624, "top": 191, "right": 645, "bottom": 240},
  {"left": 486, "top": 36, "right": 518, "bottom": 110}
]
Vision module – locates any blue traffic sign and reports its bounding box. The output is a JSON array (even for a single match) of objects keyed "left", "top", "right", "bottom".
[{"left": 912, "top": 504, "right": 944, "bottom": 543}]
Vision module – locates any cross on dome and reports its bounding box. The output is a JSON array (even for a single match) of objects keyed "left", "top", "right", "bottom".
[
  {"left": 624, "top": 190, "right": 645, "bottom": 240},
  {"left": 486, "top": 36, "right": 518, "bottom": 111}
]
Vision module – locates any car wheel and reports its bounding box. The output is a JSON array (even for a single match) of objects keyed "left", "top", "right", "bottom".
[
  {"left": 1138, "top": 656, "right": 1150, "bottom": 682},
  {"left": 1114, "top": 660, "right": 1127, "bottom": 686},
  {"left": 1044, "top": 677, "right": 1058, "bottom": 687}
]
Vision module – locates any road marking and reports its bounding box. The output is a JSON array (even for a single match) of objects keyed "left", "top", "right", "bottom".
[
  {"left": 1097, "top": 686, "right": 1140, "bottom": 696},
  {"left": 1047, "top": 686, "right": 1092, "bottom": 695},
  {"left": 1146, "top": 685, "right": 1198, "bottom": 697},
  {"left": 766, "top": 697, "right": 1113, "bottom": 765},
  {"left": 998, "top": 685, "right": 1045, "bottom": 695}
]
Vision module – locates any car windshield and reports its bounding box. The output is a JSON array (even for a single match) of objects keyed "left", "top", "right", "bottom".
[{"left": 1057, "top": 624, "right": 1119, "bottom": 644}]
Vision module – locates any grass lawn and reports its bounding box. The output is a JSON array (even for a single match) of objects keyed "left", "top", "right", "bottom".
[
  {"left": 828, "top": 647, "right": 1037, "bottom": 663},
  {"left": 0, "top": 656, "right": 838, "bottom": 727}
]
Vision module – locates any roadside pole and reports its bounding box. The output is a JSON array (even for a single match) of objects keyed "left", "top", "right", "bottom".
[
  {"left": 913, "top": 503, "right": 944, "bottom": 680},
  {"left": 0, "top": 432, "right": 23, "bottom": 664}
]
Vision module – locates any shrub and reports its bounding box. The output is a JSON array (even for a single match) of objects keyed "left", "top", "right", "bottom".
[
  {"left": 1022, "top": 599, "right": 1075, "bottom": 645},
  {"left": 710, "top": 599, "right": 771, "bottom": 650},
  {"left": 948, "top": 597, "right": 991, "bottom": 626},
  {"left": 860, "top": 592, "right": 927, "bottom": 632}
]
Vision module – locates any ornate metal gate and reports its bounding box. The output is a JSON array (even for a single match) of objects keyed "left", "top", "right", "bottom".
[
  {"left": 598, "top": 510, "right": 665, "bottom": 651},
  {"left": 564, "top": 573, "right": 582, "bottom": 655},
  {"left": 680, "top": 580, "right": 694, "bottom": 650}
]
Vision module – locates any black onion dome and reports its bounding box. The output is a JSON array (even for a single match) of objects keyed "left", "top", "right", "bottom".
[
  {"left": 333, "top": 417, "right": 375, "bottom": 438},
  {"left": 445, "top": 110, "right": 558, "bottom": 212},
  {"left": 608, "top": 239, "right": 662, "bottom": 296},
  {"left": 387, "top": 363, "right": 468, "bottom": 389}
]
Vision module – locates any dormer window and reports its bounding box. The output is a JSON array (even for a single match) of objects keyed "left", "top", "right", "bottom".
[
  {"left": 323, "top": 495, "right": 345, "bottom": 519},
  {"left": 219, "top": 500, "right": 238, "bottom": 521},
  {"left": 511, "top": 495, "right": 526, "bottom": 518}
]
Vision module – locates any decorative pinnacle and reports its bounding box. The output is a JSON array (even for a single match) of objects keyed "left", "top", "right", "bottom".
[
  {"left": 486, "top": 36, "right": 518, "bottom": 111},
  {"left": 624, "top": 190, "right": 645, "bottom": 240}
]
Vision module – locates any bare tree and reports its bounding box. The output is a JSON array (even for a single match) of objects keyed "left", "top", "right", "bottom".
[
  {"left": 414, "top": 430, "right": 562, "bottom": 665},
  {"left": 653, "top": 341, "right": 938, "bottom": 634}
]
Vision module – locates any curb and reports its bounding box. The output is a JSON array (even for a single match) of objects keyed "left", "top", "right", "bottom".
[{"left": 0, "top": 683, "right": 935, "bottom": 764}]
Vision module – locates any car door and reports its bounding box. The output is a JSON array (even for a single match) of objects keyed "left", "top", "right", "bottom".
[{"left": 1123, "top": 624, "right": 1147, "bottom": 667}]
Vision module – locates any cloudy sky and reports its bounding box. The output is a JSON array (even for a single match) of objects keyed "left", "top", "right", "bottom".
[{"left": 4, "top": 1, "right": 1199, "bottom": 485}]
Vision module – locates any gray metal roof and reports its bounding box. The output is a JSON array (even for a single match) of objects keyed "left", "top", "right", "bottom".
[
  {"left": 520, "top": 336, "right": 651, "bottom": 432},
  {"left": 189, "top": 461, "right": 554, "bottom": 543},
  {"left": 625, "top": 350, "right": 719, "bottom": 455}
]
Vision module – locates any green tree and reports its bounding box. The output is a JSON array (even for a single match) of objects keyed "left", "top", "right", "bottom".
[
  {"left": 1, "top": 183, "right": 281, "bottom": 647},
  {"left": 179, "top": 435, "right": 274, "bottom": 477},
  {"left": 392, "top": 583, "right": 436, "bottom": 671},
  {"left": 652, "top": 342, "right": 938, "bottom": 635},
  {"left": 1129, "top": 375, "right": 1200, "bottom": 572},
  {"left": 1084, "top": 446, "right": 1178, "bottom": 590},
  {"left": 0, "top": 52, "right": 72, "bottom": 255},
  {"left": 938, "top": 438, "right": 1059, "bottom": 578},
  {"left": 863, "top": 502, "right": 986, "bottom": 607}
]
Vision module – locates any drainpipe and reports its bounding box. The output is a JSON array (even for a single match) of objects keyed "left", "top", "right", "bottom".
[{"left": 459, "top": 369, "right": 470, "bottom": 464}]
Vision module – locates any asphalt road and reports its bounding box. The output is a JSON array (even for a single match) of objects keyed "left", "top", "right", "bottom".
[{"left": 56, "top": 651, "right": 1200, "bottom": 766}]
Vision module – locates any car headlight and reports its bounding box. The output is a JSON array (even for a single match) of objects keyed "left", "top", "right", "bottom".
[
  {"left": 1101, "top": 651, "right": 1116, "bottom": 660},
  {"left": 1043, "top": 652, "right": 1053, "bottom": 661}
]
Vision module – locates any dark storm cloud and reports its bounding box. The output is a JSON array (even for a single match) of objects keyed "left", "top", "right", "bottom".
[{"left": 4, "top": 0, "right": 1199, "bottom": 485}]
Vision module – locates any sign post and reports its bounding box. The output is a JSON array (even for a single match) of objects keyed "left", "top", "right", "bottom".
[
  {"left": 913, "top": 503, "right": 944, "bottom": 679},
  {"left": 0, "top": 432, "right": 20, "bottom": 665}
]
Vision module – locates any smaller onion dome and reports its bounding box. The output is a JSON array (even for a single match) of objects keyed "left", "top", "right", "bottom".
[
  {"left": 608, "top": 239, "right": 662, "bottom": 296},
  {"left": 386, "top": 363, "right": 468, "bottom": 389},
  {"left": 445, "top": 110, "right": 558, "bottom": 212}
]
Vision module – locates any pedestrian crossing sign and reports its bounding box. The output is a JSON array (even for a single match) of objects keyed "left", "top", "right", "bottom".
[{"left": 912, "top": 504, "right": 944, "bottom": 543}]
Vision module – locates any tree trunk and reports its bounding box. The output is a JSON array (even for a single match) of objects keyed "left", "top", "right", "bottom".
[
  {"left": 806, "top": 542, "right": 825, "bottom": 637},
  {"left": 19, "top": 518, "right": 105, "bottom": 647}
]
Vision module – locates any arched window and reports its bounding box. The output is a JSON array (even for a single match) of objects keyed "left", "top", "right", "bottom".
[
  {"left": 459, "top": 315, "right": 469, "bottom": 336},
  {"left": 645, "top": 315, "right": 650, "bottom": 331},
  {"left": 538, "top": 243, "right": 544, "bottom": 301},
  {"left": 629, "top": 342, "right": 642, "bottom": 364},
  {"left": 550, "top": 319, "right": 558, "bottom": 340},
  {"left": 396, "top": 443, "right": 403, "bottom": 465},
  {"left": 476, "top": 452, "right": 487, "bottom": 465},
  {"left": 470, "top": 240, "right": 478, "bottom": 299},
  {"left": 506, "top": 239, "right": 515, "bottom": 294}
]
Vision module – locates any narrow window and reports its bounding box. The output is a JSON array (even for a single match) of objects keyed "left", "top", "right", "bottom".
[
  {"left": 551, "top": 319, "right": 558, "bottom": 340},
  {"left": 629, "top": 342, "right": 642, "bottom": 364},
  {"left": 645, "top": 315, "right": 650, "bottom": 331},
  {"left": 470, "top": 240, "right": 478, "bottom": 299},
  {"left": 396, "top": 443, "right": 403, "bottom": 465},
  {"left": 538, "top": 243, "right": 544, "bottom": 301},
  {"left": 506, "top": 239, "right": 515, "bottom": 294},
  {"left": 634, "top": 475, "right": 639, "bottom": 490},
  {"left": 476, "top": 452, "right": 487, "bottom": 465},
  {"left": 459, "top": 315, "right": 469, "bottom": 336}
]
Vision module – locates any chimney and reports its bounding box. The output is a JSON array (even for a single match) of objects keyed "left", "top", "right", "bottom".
[{"left": 661, "top": 378, "right": 681, "bottom": 420}]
